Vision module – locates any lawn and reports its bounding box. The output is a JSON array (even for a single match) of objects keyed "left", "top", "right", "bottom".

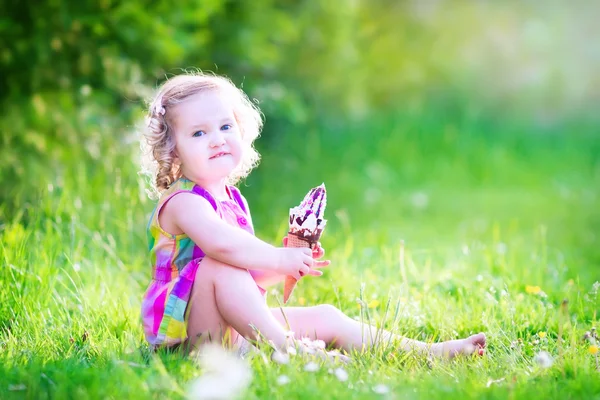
[{"left": 1, "top": 106, "right": 599, "bottom": 399}]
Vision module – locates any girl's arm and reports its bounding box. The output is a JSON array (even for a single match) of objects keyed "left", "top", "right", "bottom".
[
  {"left": 237, "top": 193, "right": 286, "bottom": 287},
  {"left": 164, "top": 192, "right": 315, "bottom": 276},
  {"left": 235, "top": 193, "right": 330, "bottom": 287}
]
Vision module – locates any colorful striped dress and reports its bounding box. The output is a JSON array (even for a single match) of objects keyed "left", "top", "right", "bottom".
[{"left": 140, "top": 178, "right": 265, "bottom": 348}]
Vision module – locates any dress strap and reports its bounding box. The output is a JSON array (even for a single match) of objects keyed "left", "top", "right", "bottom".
[
  {"left": 191, "top": 185, "right": 218, "bottom": 211},
  {"left": 228, "top": 186, "right": 248, "bottom": 215}
]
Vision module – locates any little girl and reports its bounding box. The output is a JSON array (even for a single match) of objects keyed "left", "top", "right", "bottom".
[{"left": 140, "top": 72, "right": 486, "bottom": 360}]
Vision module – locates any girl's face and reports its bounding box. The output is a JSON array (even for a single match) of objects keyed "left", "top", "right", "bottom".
[{"left": 170, "top": 90, "right": 243, "bottom": 185}]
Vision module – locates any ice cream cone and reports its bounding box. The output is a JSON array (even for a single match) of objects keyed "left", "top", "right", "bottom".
[{"left": 284, "top": 183, "right": 327, "bottom": 304}]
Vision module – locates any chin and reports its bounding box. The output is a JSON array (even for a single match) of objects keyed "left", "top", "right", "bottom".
[{"left": 211, "top": 167, "right": 237, "bottom": 180}]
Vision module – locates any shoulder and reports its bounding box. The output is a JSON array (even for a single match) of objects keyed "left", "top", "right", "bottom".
[
  {"left": 156, "top": 178, "right": 195, "bottom": 203},
  {"left": 159, "top": 180, "right": 219, "bottom": 221},
  {"left": 165, "top": 191, "right": 216, "bottom": 215},
  {"left": 158, "top": 179, "right": 218, "bottom": 211},
  {"left": 160, "top": 191, "right": 220, "bottom": 233}
]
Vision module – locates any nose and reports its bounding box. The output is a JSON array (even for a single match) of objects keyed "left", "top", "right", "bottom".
[{"left": 209, "top": 130, "right": 226, "bottom": 147}]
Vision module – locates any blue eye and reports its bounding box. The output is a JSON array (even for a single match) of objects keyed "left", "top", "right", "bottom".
[
  {"left": 193, "top": 130, "right": 205, "bottom": 137},
  {"left": 221, "top": 124, "right": 232, "bottom": 131}
]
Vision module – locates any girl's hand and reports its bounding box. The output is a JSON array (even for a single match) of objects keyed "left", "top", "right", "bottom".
[
  {"left": 282, "top": 237, "right": 331, "bottom": 272},
  {"left": 275, "top": 247, "right": 318, "bottom": 280}
]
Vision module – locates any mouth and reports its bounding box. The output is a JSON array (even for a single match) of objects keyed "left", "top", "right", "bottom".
[{"left": 209, "top": 152, "right": 230, "bottom": 159}]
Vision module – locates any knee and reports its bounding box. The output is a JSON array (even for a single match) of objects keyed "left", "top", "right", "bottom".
[
  {"left": 199, "top": 256, "right": 252, "bottom": 282},
  {"left": 199, "top": 256, "right": 225, "bottom": 271}
]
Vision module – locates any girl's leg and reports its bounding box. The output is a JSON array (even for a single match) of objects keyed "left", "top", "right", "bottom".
[
  {"left": 186, "top": 256, "right": 289, "bottom": 351},
  {"left": 271, "top": 305, "right": 486, "bottom": 357},
  {"left": 186, "top": 258, "right": 484, "bottom": 358}
]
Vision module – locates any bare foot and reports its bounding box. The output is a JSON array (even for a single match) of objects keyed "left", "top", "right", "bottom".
[{"left": 430, "top": 333, "right": 486, "bottom": 358}]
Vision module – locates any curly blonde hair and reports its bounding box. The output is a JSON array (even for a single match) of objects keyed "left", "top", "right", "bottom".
[{"left": 142, "top": 72, "right": 263, "bottom": 195}]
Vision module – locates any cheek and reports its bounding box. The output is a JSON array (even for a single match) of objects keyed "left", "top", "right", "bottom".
[{"left": 229, "top": 136, "right": 244, "bottom": 154}]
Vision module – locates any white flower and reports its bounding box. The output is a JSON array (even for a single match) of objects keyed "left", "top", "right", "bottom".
[
  {"left": 334, "top": 368, "right": 348, "bottom": 382},
  {"left": 277, "top": 375, "right": 291, "bottom": 385},
  {"left": 372, "top": 384, "right": 390, "bottom": 394},
  {"left": 187, "top": 344, "right": 252, "bottom": 400},
  {"left": 299, "top": 338, "right": 316, "bottom": 354},
  {"left": 312, "top": 340, "right": 326, "bottom": 350},
  {"left": 304, "top": 362, "right": 319, "bottom": 372},
  {"left": 300, "top": 346, "right": 316, "bottom": 355},
  {"left": 486, "top": 377, "right": 506, "bottom": 387},
  {"left": 533, "top": 351, "right": 554, "bottom": 369},
  {"left": 286, "top": 346, "right": 297, "bottom": 356},
  {"left": 272, "top": 351, "right": 290, "bottom": 365}
]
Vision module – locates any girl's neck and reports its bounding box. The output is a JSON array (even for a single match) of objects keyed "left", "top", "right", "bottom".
[{"left": 182, "top": 176, "right": 230, "bottom": 201}]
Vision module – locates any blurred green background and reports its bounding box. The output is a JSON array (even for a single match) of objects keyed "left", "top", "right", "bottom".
[
  {"left": 2, "top": 0, "right": 598, "bottom": 268},
  {"left": 1, "top": 1, "right": 600, "bottom": 398}
]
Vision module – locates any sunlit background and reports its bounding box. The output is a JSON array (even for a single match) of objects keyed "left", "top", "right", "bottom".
[
  {"left": 2, "top": 1, "right": 599, "bottom": 213},
  {"left": 1, "top": 1, "right": 599, "bottom": 398}
]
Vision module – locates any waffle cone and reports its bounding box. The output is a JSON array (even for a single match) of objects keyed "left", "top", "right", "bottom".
[
  {"left": 283, "top": 232, "right": 321, "bottom": 303},
  {"left": 286, "top": 234, "right": 315, "bottom": 249}
]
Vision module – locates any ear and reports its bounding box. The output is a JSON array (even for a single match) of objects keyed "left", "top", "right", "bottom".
[{"left": 170, "top": 146, "right": 181, "bottom": 167}]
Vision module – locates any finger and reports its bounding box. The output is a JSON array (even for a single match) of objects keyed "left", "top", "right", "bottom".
[
  {"left": 307, "top": 268, "right": 323, "bottom": 276},
  {"left": 312, "top": 247, "right": 325, "bottom": 259},
  {"left": 312, "top": 260, "right": 331, "bottom": 268},
  {"left": 303, "top": 252, "right": 314, "bottom": 264},
  {"left": 300, "top": 265, "right": 310, "bottom": 276},
  {"left": 315, "top": 242, "right": 325, "bottom": 255}
]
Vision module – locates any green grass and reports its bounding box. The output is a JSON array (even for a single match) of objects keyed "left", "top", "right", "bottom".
[{"left": 1, "top": 107, "right": 599, "bottom": 399}]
